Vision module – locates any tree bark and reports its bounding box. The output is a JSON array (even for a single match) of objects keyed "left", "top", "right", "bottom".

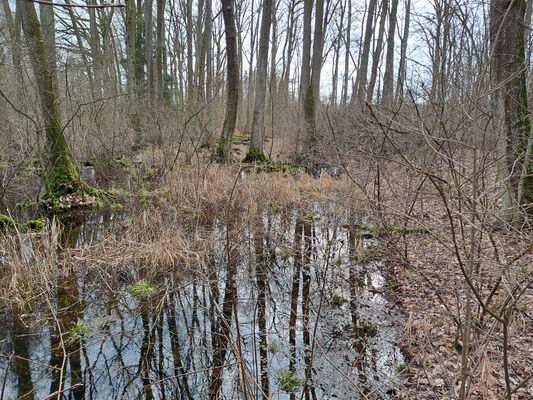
[
  {"left": 382, "top": 0, "right": 398, "bottom": 104},
  {"left": 156, "top": 0, "right": 166, "bottom": 103},
  {"left": 146, "top": 0, "right": 155, "bottom": 104},
  {"left": 342, "top": 0, "right": 351, "bottom": 105},
  {"left": 39, "top": 3, "right": 58, "bottom": 94},
  {"left": 395, "top": 0, "right": 410, "bottom": 102},
  {"left": 366, "top": 0, "right": 388, "bottom": 104},
  {"left": 246, "top": 0, "right": 273, "bottom": 161},
  {"left": 19, "top": 0, "right": 82, "bottom": 202},
  {"left": 300, "top": 0, "right": 313, "bottom": 103},
  {"left": 216, "top": 0, "right": 239, "bottom": 162},
  {"left": 490, "top": 0, "right": 533, "bottom": 221},
  {"left": 125, "top": 0, "right": 137, "bottom": 93},
  {"left": 353, "top": 0, "right": 378, "bottom": 104}
]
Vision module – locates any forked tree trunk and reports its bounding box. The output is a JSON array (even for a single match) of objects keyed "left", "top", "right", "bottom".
[
  {"left": 216, "top": 0, "right": 239, "bottom": 162},
  {"left": 490, "top": 0, "right": 533, "bottom": 221},
  {"left": 19, "top": 0, "right": 82, "bottom": 202},
  {"left": 245, "top": 0, "right": 273, "bottom": 161}
]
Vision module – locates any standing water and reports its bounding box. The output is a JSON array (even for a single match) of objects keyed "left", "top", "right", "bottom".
[{"left": 0, "top": 207, "right": 403, "bottom": 399}]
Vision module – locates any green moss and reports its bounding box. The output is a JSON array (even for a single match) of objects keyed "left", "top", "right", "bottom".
[
  {"left": 22, "top": 219, "right": 44, "bottom": 232},
  {"left": 242, "top": 150, "right": 268, "bottom": 163},
  {"left": 0, "top": 214, "right": 18, "bottom": 228}
]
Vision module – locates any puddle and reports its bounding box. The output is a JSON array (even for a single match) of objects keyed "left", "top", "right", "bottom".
[{"left": 0, "top": 208, "right": 403, "bottom": 399}]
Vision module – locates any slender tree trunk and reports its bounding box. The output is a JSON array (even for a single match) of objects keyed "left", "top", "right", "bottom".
[
  {"left": 204, "top": 0, "right": 214, "bottom": 146},
  {"left": 216, "top": 0, "right": 239, "bottom": 162},
  {"left": 87, "top": 0, "right": 103, "bottom": 96},
  {"left": 382, "top": 0, "right": 398, "bottom": 104},
  {"left": 19, "top": 0, "right": 82, "bottom": 202},
  {"left": 269, "top": 3, "right": 278, "bottom": 99},
  {"left": 156, "top": 0, "right": 166, "bottom": 103},
  {"left": 342, "top": 0, "right": 351, "bottom": 105},
  {"left": 490, "top": 0, "right": 532, "bottom": 221},
  {"left": 353, "top": 0, "right": 378, "bottom": 104},
  {"left": 125, "top": 0, "right": 137, "bottom": 93},
  {"left": 186, "top": 0, "right": 194, "bottom": 105},
  {"left": 2, "top": 0, "right": 24, "bottom": 101},
  {"left": 246, "top": 0, "right": 273, "bottom": 161},
  {"left": 366, "top": 0, "right": 388, "bottom": 104},
  {"left": 280, "top": 0, "right": 296, "bottom": 100},
  {"left": 134, "top": 0, "right": 145, "bottom": 92},
  {"left": 300, "top": 0, "right": 313, "bottom": 103},
  {"left": 246, "top": 0, "right": 257, "bottom": 125},
  {"left": 304, "top": 0, "right": 325, "bottom": 161},
  {"left": 395, "top": 0, "right": 410, "bottom": 102},
  {"left": 146, "top": 0, "right": 155, "bottom": 105}
]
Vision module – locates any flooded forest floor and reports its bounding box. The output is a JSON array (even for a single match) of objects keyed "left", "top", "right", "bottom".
[{"left": 0, "top": 154, "right": 532, "bottom": 399}]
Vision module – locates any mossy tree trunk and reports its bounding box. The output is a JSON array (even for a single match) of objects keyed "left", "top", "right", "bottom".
[
  {"left": 303, "top": 0, "right": 324, "bottom": 162},
  {"left": 217, "top": 0, "right": 239, "bottom": 162},
  {"left": 245, "top": 0, "right": 273, "bottom": 162},
  {"left": 490, "top": 0, "right": 533, "bottom": 221},
  {"left": 19, "top": 0, "right": 81, "bottom": 199}
]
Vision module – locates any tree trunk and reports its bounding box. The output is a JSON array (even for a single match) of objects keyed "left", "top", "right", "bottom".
[
  {"left": 382, "top": 0, "right": 398, "bottom": 104},
  {"left": 245, "top": 0, "right": 273, "bottom": 161},
  {"left": 39, "top": 3, "right": 58, "bottom": 94},
  {"left": 19, "top": 0, "right": 82, "bottom": 204},
  {"left": 342, "top": 0, "right": 351, "bottom": 105},
  {"left": 216, "top": 0, "right": 239, "bottom": 162},
  {"left": 134, "top": 0, "right": 145, "bottom": 92},
  {"left": 204, "top": 0, "right": 214, "bottom": 147},
  {"left": 87, "top": 0, "right": 103, "bottom": 96},
  {"left": 156, "top": 0, "right": 166, "bottom": 103},
  {"left": 2, "top": 0, "right": 24, "bottom": 96},
  {"left": 186, "top": 0, "right": 194, "bottom": 106},
  {"left": 269, "top": 3, "right": 278, "bottom": 99},
  {"left": 490, "top": 0, "right": 533, "bottom": 221},
  {"left": 395, "top": 0, "right": 410, "bottom": 102},
  {"left": 146, "top": 0, "right": 155, "bottom": 105},
  {"left": 125, "top": 0, "right": 137, "bottom": 93},
  {"left": 300, "top": 0, "right": 313, "bottom": 103},
  {"left": 304, "top": 0, "right": 325, "bottom": 161},
  {"left": 245, "top": 0, "right": 257, "bottom": 126},
  {"left": 279, "top": 0, "right": 296, "bottom": 100},
  {"left": 366, "top": 0, "right": 388, "bottom": 104},
  {"left": 353, "top": 0, "right": 378, "bottom": 104}
]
